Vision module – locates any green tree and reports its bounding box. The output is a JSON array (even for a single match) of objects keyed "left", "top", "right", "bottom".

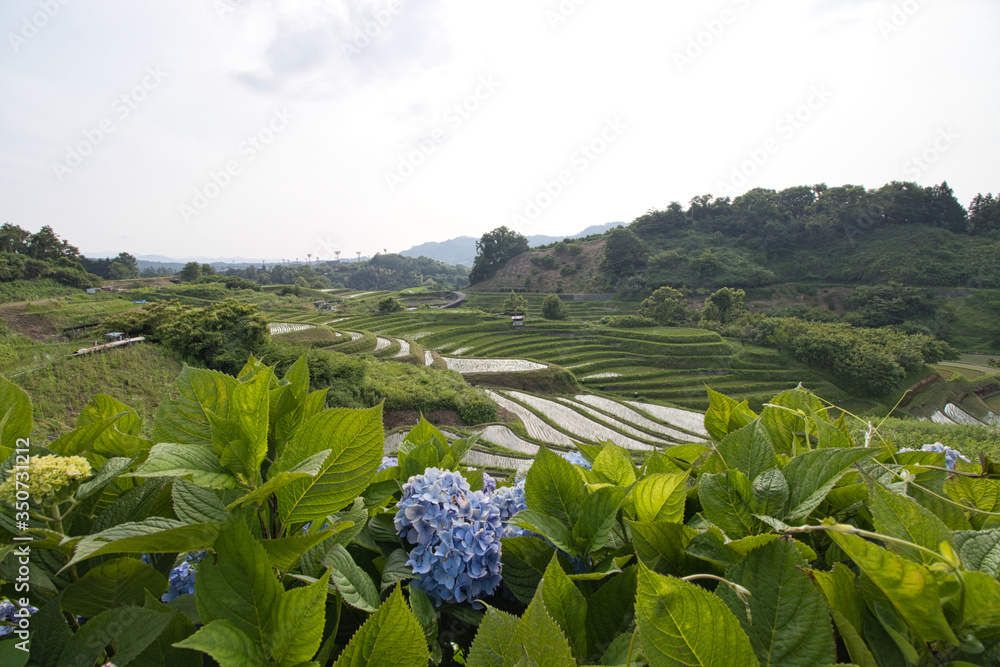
[
  {"left": 600, "top": 227, "right": 648, "bottom": 280},
  {"left": 0, "top": 222, "right": 30, "bottom": 254},
  {"left": 541, "top": 294, "right": 567, "bottom": 320},
  {"left": 638, "top": 286, "right": 689, "bottom": 325},
  {"left": 26, "top": 225, "right": 79, "bottom": 260},
  {"left": 502, "top": 290, "right": 527, "bottom": 314},
  {"left": 179, "top": 261, "right": 202, "bottom": 282},
  {"left": 469, "top": 226, "right": 529, "bottom": 284},
  {"left": 377, "top": 296, "right": 404, "bottom": 313},
  {"left": 201, "top": 263, "right": 217, "bottom": 276},
  {"left": 702, "top": 287, "right": 747, "bottom": 324}
]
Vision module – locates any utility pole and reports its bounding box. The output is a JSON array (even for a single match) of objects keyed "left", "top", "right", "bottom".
[
  {"left": 356, "top": 251, "right": 361, "bottom": 262},
  {"left": 307, "top": 253, "right": 312, "bottom": 267},
  {"left": 335, "top": 251, "right": 341, "bottom": 263}
]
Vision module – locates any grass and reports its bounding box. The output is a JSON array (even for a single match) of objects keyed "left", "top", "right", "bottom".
[{"left": 13, "top": 343, "right": 184, "bottom": 439}]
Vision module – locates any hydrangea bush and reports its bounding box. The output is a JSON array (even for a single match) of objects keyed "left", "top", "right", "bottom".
[{"left": 898, "top": 442, "right": 970, "bottom": 469}]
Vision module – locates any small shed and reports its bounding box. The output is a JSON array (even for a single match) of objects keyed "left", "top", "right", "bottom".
[
  {"left": 511, "top": 314, "right": 525, "bottom": 328},
  {"left": 86, "top": 287, "right": 100, "bottom": 294},
  {"left": 105, "top": 332, "right": 127, "bottom": 342}
]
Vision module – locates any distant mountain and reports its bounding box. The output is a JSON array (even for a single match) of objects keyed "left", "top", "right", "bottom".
[{"left": 400, "top": 222, "right": 623, "bottom": 266}]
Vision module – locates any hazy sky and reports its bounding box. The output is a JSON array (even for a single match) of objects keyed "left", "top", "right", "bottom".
[{"left": 2, "top": 0, "right": 998, "bottom": 261}]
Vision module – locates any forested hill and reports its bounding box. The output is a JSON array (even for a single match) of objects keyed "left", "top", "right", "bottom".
[{"left": 476, "top": 181, "right": 1000, "bottom": 294}]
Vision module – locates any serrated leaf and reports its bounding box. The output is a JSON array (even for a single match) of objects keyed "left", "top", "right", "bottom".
[
  {"left": 572, "top": 484, "right": 631, "bottom": 555},
  {"left": 750, "top": 468, "right": 789, "bottom": 517},
  {"left": 629, "top": 521, "right": 698, "bottom": 577},
  {"left": 957, "top": 571, "right": 1000, "bottom": 630},
  {"left": 954, "top": 529, "right": 1000, "bottom": 576},
  {"left": 269, "top": 574, "right": 327, "bottom": 666},
  {"left": 58, "top": 606, "right": 176, "bottom": 667},
  {"left": 262, "top": 529, "right": 345, "bottom": 572},
  {"left": 67, "top": 519, "right": 220, "bottom": 569},
  {"left": 585, "top": 566, "right": 637, "bottom": 663},
  {"left": 704, "top": 387, "right": 757, "bottom": 442},
  {"left": 632, "top": 472, "right": 688, "bottom": 523},
  {"left": 76, "top": 456, "right": 135, "bottom": 501},
  {"left": 60, "top": 557, "right": 168, "bottom": 618},
  {"left": 274, "top": 406, "right": 383, "bottom": 524},
  {"left": 172, "top": 478, "right": 227, "bottom": 524},
  {"left": 48, "top": 414, "right": 124, "bottom": 457},
  {"left": 226, "top": 448, "right": 331, "bottom": 511},
  {"left": 698, "top": 471, "right": 759, "bottom": 539},
  {"left": 510, "top": 581, "right": 577, "bottom": 667},
  {"left": 380, "top": 548, "right": 415, "bottom": 591},
  {"left": 713, "top": 421, "right": 778, "bottom": 482},
  {"left": 782, "top": 448, "right": 876, "bottom": 522},
  {"left": 173, "top": 619, "right": 270, "bottom": 667},
  {"left": 500, "top": 537, "right": 554, "bottom": 604},
  {"left": 717, "top": 539, "right": 835, "bottom": 667},
  {"left": 592, "top": 443, "right": 637, "bottom": 487},
  {"left": 540, "top": 555, "right": 587, "bottom": 661},
  {"left": 153, "top": 366, "right": 238, "bottom": 445},
  {"left": 130, "top": 443, "right": 237, "bottom": 489},
  {"left": 399, "top": 439, "right": 440, "bottom": 482},
  {"left": 524, "top": 447, "right": 585, "bottom": 528},
  {"left": 468, "top": 606, "right": 521, "bottom": 667},
  {"left": 865, "top": 476, "right": 954, "bottom": 567},
  {"left": 829, "top": 530, "right": 960, "bottom": 645},
  {"left": 195, "top": 515, "right": 282, "bottom": 649},
  {"left": 636, "top": 563, "right": 756, "bottom": 667},
  {"left": 323, "top": 543, "right": 381, "bottom": 612},
  {"left": 510, "top": 510, "right": 575, "bottom": 554},
  {"left": 218, "top": 368, "right": 271, "bottom": 477},
  {"left": 333, "top": 585, "right": 429, "bottom": 667}
]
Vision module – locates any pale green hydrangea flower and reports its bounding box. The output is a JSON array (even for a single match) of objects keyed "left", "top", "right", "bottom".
[{"left": 0, "top": 455, "right": 92, "bottom": 505}]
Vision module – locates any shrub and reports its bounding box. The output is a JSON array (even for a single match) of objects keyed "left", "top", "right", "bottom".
[
  {"left": 377, "top": 296, "right": 404, "bottom": 313},
  {"left": 597, "top": 314, "right": 657, "bottom": 328},
  {"left": 541, "top": 294, "right": 568, "bottom": 320}
]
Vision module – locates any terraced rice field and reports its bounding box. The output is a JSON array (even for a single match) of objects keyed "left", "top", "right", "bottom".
[
  {"left": 394, "top": 340, "right": 411, "bottom": 358},
  {"left": 269, "top": 322, "right": 316, "bottom": 335},
  {"left": 445, "top": 358, "right": 547, "bottom": 373}
]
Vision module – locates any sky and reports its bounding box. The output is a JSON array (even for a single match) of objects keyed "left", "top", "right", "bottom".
[{"left": 1, "top": 0, "right": 998, "bottom": 263}]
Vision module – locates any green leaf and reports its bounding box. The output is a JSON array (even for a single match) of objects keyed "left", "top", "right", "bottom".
[
  {"left": 68, "top": 519, "right": 221, "bottom": 568},
  {"left": 510, "top": 581, "right": 577, "bottom": 667},
  {"left": 540, "top": 555, "right": 588, "bottom": 661},
  {"left": 48, "top": 414, "right": 125, "bottom": 457},
  {"left": 592, "top": 443, "right": 637, "bottom": 487},
  {"left": 60, "top": 557, "right": 168, "bottom": 618},
  {"left": 629, "top": 521, "right": 698, "bottom": 577},
  {"left": 130, "top": 443, "right": 238, "bottom": 489},
  {"left": 717, "top": 539, "right": 835, "bottom": 667},
  {"left": 0, "top": 639, "right": 29, "bottom": 667},
  {"left": 759, "top": 387, "right": 828, "bottom": 456},
  {"left": 571, "top": 484, "right": 631, "bottom": 555},
  {"left": 865, "top": 476, "right": 954, "bottom": 567},
  {"left": 173, "top": 619, "right": 270, "bottom": 667},
  {"left": 323, "top": 543, "right": 381, "bottom": 612},
  {"left": 408, "top": 585, "right": 436, "bottom": 641},
  {"left": 77, "top": 394, "right": 145, "bottom": 454},
  {"left": 269, "top": 574, "right": 327, "bottom": 666},
  {"left": 262, "top": 529, "right": 346, "bottom": 572},
  {"left": 635, "top": 563, "right": 756, "bottom": 667},
  {"left": 956, "top": 571, "right": 1000, "bottom": 630},
  {"left": 632, "top": 472, "right": 688, "bottom": 523},
  {"left": 196, "top": 515, "right": 282, "bottom": 650},
  {"left": 381, "top": 548, "right": 415, "bottom": 592},
  {"left": 704, "top": 387, "right": 757, "bottom": 442},
  {"left": 782, "top": 448, "right": 876, "bottom": 522},
  {"left": 58, "top": 606, "right": 176, "bottom": 667},
  {"left": 274, "top": 405, "right": 384, "bottom": 524},
  {"left": 510, "top": 510, "right": 575, "bottom": 554},
  {"left": 76, "top": 456, "right": 135, "bottom": 501},
  {"left": 750, "top": 467, "right": 789, "bottom": 517},
  {"left": 697, "top": 471, "right": 760, "bottom": 539},
  {"left": 333, "top": 585, "right": 430, "bottom": 667},
  {"left": 713, "top": 421, "right": 778, "bottom": 482},
  {"left": 954, "top": 529, "right": 1000, "bottom": 576},
  {"left": 467, "top": 606, "right": 521, "bottom": 667},
  {"left": 727, "top": 534, "right": 816, "bottom": 562},
  {"left": 829, "top": 530, "right": 960, "bottom": 645},
  {"left": 809, "top": 562, "right": 866, "bottom": 635},
  {"left": 585, "top": 566, "right": 637, "bottom": 663},
  {"left": 133, "top": 593, "right": 201, "bottom": 667},
  {"left": 524, "top": 447, "right": 585, "bottom": 528},
  {"left": 218, "top": 368, "right": 271, "bottom": 477},
  {"left": 172, "top": 478, "right": 227, "bottom": 524},
  {"left": 226, "top": 449, "right": 331, "bottom": 511},
  {"left": 0, "top": 376, "right": 31, "bottom": 464},
  {"left": 27, "top": 595, "right": 72, "bottom": 667},
  {"left": 684, "top": 528, "right": 742, "bottom": 570},
  {"left": 500, "top": 537, "right": 554, "bottom": 604},
  {"left": 153, "top": 365, "right": 238, "bottom": 445},
  {"left": 399, "top": 439, "right": 441, "bottom": 482}
]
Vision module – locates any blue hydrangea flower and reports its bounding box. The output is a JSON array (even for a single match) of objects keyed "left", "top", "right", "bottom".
[
  {"left": 158, "top": 551, "right": 207, "bottom": 603},
  {"left": 395, "top": 468, "right": 503, "bottom": 607},
  {"left": 0, "top": 599, "right": 38, "bottom": 637},
  {"left": 379, "top": 456, "right": 398, "bottom": 472},
  {"left": 481, "top": 472, "right": 496, "bottom": 494},
  {"left": 492, "top": 478, "right": 528, "bottom": 538},
  {"left": 898, "top": 443, "right": 970, "bottom": 470},
  {"left": 560, "top": 450, "right": 592, "bottom": 470}
]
